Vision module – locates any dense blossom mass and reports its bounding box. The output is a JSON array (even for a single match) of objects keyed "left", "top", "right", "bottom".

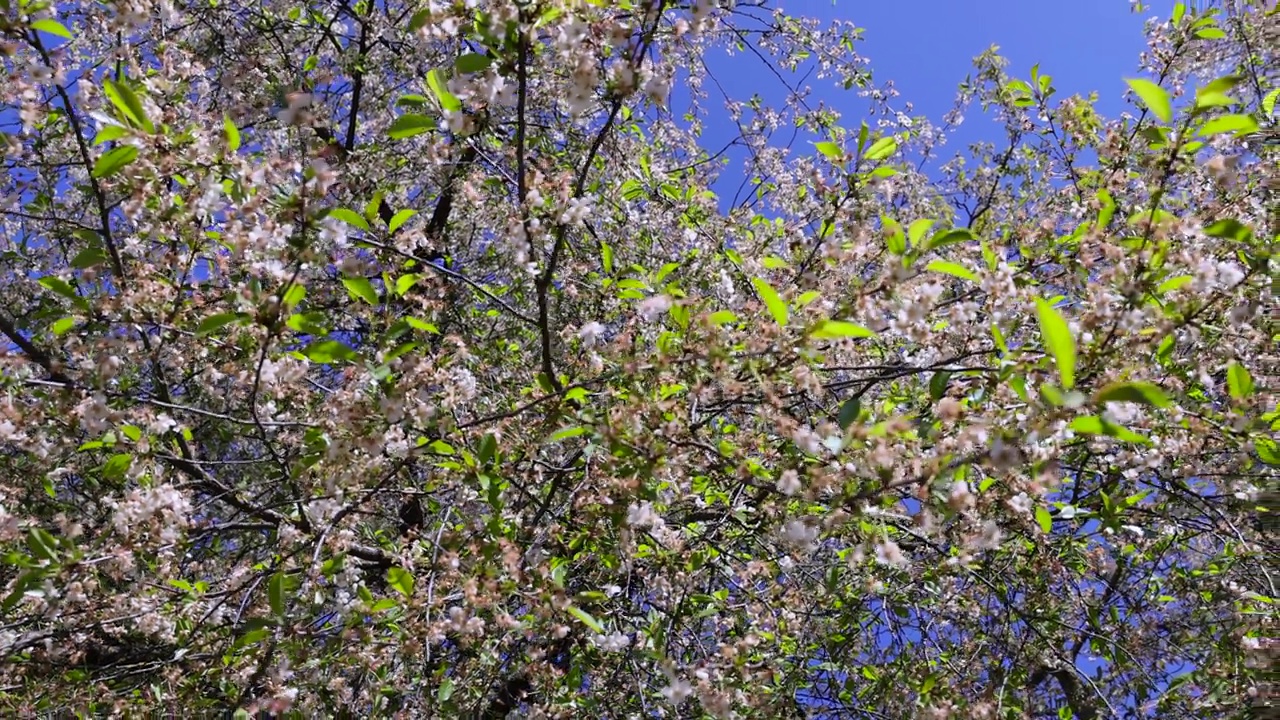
[{"left": 0, "top": 0, "right": 1275, "bottom": 717}]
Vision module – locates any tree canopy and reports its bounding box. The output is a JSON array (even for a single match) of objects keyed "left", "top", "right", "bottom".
[{"left": 0, "top": 0, "right": 1275, "bottom": 717}]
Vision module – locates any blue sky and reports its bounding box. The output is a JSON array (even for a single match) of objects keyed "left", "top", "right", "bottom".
[{"left": 693, "top": 0, "right": 1159, "bottom": 194}]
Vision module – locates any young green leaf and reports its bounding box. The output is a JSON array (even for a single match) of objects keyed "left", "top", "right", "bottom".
[
  {"left": 1226, "top": 361, "right": 1253, "bottom": 399},
  {"left": 751, "top": 277, "right": 788, "bottom": 327},
  {"left": 1094, "top": 381, "right": 1172, "bottom": 408},
  {"left": 814, "top": 141, "right": 843, "bottom": 161},
  {"left": 837, "top": 397, "right": 862, "bottom": 429},
  {"left": 810, "top": 320, "right": 876, "bottom": 340},
  {"left": 863, "top": 136, "right": 897, "bottom": 161},
  {"left": 1035, "top": 506, "right": 1053, "bottom": 534},
  {"left": 455, "top": 53, "right": 492, "bottom": 74},
  {"left": 907, "top": 219, "right": 935, "bottom": 247},
  {"left": 92, "top": 146, "right": 138, "bottom": 178},
  {"left": 196, "top": 313, "right": 244, "bottom": 336},
  {"left": 31, "top": 18, "right": 73, "bottom": 40},
  {"left": 268, "top": 572, "right": 287, "bottom": 616},
  {"left": 925, "top": 260, "right": 978, "bottom": 282},
  {"left": 342, "top": 277, "right": 379, "bottom": 305},
  {"left": 386, "top": 567, "right": 415, "bottom": 597},
  {"left": 387, "top": 209, "right": 417, "bottom": 233},
  {"left": 1197, "top": 114, "right": 1259, "bottom": 137},
  {"left": 566, "top": 605, "right": 605, "bottom": 633},
  {"left": 1035, "top": 298, "right": 1076, "bottom": 390},
  {"left": 104, "top": 79, "right": 153, "bottom": 133},
  {"left": 388, "top": 113, "right": 434, "bottom": 139},
  {"left": 926, "top": 227, "right": 976, "bottom": 251},
  {"left": 1125, "top": 78, "right": 1173, "bottom": 124},
  {"left": 426, "top": 69, "right": 462, "bottom": 112},
  {"left": 327, "top": 208, "right": 370, "bottom": 231},
  {"left": 223, "top": 115, "right": 241, "bottom": 152}
]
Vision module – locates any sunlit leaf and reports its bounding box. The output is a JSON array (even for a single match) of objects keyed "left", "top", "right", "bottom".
[
  {"left": 1226, "top": 361, "right": 1253, "bottom": 400},
  {"left": 342, "top": 277, "right": 379, "bottom": 305},
  {"left": 1125, "top": 78, "right": 1172, "bottom": 124},
  {"left": 751, "top": 277, "right": 787, "bottom": 327},
  {"left": 31, "top": 18, "right": 73, "bottom": 40},
  {"left": 810, "top": 320, "right": 875, "bottom": 340},
  {"left": 1095, "top": 381, "right": 1172, "bottom": 408},
  {"left": 327, "top": 208, "right": 369, "bottom": 231},
  {"left": 223, "top": 115, "right": 241, "bottom": 152},
  {"left": 388, "top": 113, "right": 434, "bottom": 139},
  {"left": 925, "top": 260, "right": 977, "bottom": 282},
  {"left": 862, "top": 136, "right": 897, "bottom": 161},
  {"left": 92, "top": 146, "right": 138, "bottom": 178},
  {"left": 1035, "top": 298, "right": 1076, "bottom": 390}
]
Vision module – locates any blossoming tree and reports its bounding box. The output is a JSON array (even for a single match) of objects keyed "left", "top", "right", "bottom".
[{"left": 0, "top": 0, "right": 1274, "bottom": 716}]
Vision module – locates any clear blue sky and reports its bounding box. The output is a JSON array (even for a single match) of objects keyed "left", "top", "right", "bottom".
[{"left": 697, "top": 0, "right": 1157, "bottom": 186}]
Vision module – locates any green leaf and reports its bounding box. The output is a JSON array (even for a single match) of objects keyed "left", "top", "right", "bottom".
[
  {"left": 1203, "top": 218, "right": 1250, "bottom": 241},
  {"left": 427, "top": 69, "right": 462, "bottom": 112},
  {"left": 863, "top": 136, "right": 897, "bottom": 161},
  {"left": 70, "top": 247, "right": 108, "bottom": 269},
  {"left": 455, "top": 53, "right": 492, "bottom": 74},
  {"left": 929, "top": 371, "right": 950, "bottom": 401},
  {"left": 907, "top": 219, "right": 935, "bottom": 247},
  {"left": 837, "top": 397, "right": 861, "bottom": 430},
  {"left": 1156, "top": 275, "right": 1192, "bottom": 294},
  {"left": 810, "top": 320, "right": 876, "bottom": 340},
  {"left": 388, "top": 113, "right": 434, "bottom": 139},
  {"left": 27, "top": 528, "right": 58, "bottom": 562},
  {"left": 1263, "top": 88, "right": 1279, "bottom": 117},
  {"left": 268, "top": 572, "right": 287, "bottom": 616},
  {"left": 50, "top": 317, "right": 76, "bottom": 336},
  {"left": 925, "top": 260, "right": 977, "bottom": 282},
  {"left": 1195, "top": 27, "right": 1226, "bottom": 39},
  {"left": 1125, "top": 78, "right": 1173, "bottom": 124},
  {"left": 1095, "top": 381, "right": 1172, "bottom": 408},
  {"left": 1070, "top": 416, "right": 1150, "bottom": 444},
  {"left": 387, "top": 209, "right": 417, "bottom": 233},
  {"left": 1198, "top": 114, "right": 1258, "bottom": 137},
  {"left": 708, "top": 310, "right": 737, "bottom": 326},
  {"left": 92, "top": 145, "right": 138, "bottom": 178},
  {"left": 394, "top": 274, "right": 420, "bottom": 297},
  {"left": 1226, "top": 361, "right": 1253, "bottom": 400},
  {"left": 92, "top": 125, "right": 129, "bottom": 145},
  {"left": 882, "top": 217, "right": 906, "bottom": 255},
  {"left": 1035, "top": 298, "right": 1076, "bottom": 390},
  {"left": 102, "top": 453, "right": 132, "bottom": 481},
  {"left": 223, "top": 115, "right": 241, "bottom": 152},
  {"left": 196, "top": 312, "right": 243, "bottom": 336},
  {"left": 1095, "top": 189, "right": 1116, "bottom": 230},
  {"left": 386, "top": 567, "right": 414, "bottom": 597},
  {"left": 566, "top": 605, "right": 605, "bottom": 633},
  {"left": 103, "top": 79, "right": 153, "bottom": 133},
  {"left": 38, "top": 276, "right": 88, "bottom": 310},
  {"left": 342, "top": 277, "right": 379, "bottom": 305},
  {"left": 304, "top": 340, "right": 357, "bottom": 364},
  {"left": 281, "top": 283, "right": 306, "bottom": 309},
  {"left": 814, "top": 141, "right": 842, "bottom": 161},
  {"left": 751, "top": 277, "right": 788, "bottom": 327},
  {"left": 31, "top": 18, "right": 73, "bottom": 40},
  {"left": 408, "top": 9, "right": 431, "bottom": 31},
  {"left": 406, "top": 317, "right": 440, "bottom": 334},
  {"left": 1035, "top": 506, "right": 1053, "bottom": 533},
  {"left": 1257, "top": 438, "right": 1280, "bottom": 466},
  {"left": 437, "top": 678, "right": 456, "bottom": 703},
  {"left": 926, "top": 227, "right": 975, "bottom": 251},
  {"left": 327, "top": 208, "right": 369, "bottom": 231}
]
